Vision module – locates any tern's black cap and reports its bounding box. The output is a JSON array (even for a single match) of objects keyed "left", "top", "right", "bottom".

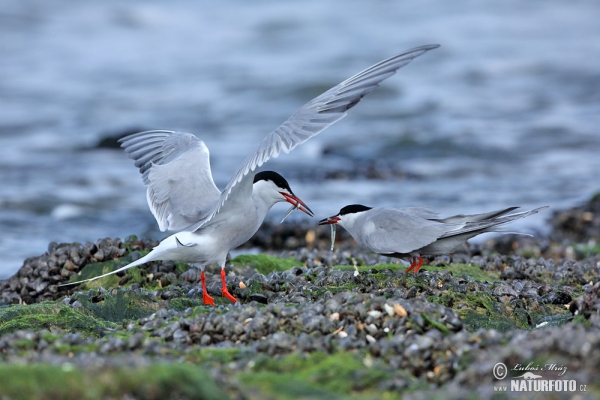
[
  {"left": 339, "top": 204, "right": 372, "bottom": 215},
  {"left": 254, "top": 171, "right": 293, "bottom": 192}
]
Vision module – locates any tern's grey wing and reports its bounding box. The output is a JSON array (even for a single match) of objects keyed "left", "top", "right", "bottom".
[
  {"left": 396, "top": 207, "right": 440, "bottom": 220},
  {"left": 417, "top": 206, "right": 548, "bottom": 255},
  {"left": 119, "top": 130, "right": 221, "bottom": 231},
  {"left": 203, "top": 45, "right": 440, "bottom": 224},
  {"left": 438, "top": 206, "right": 548, "bottom": 239},
  {"left": 433, "top": 207, "right": 519, "bottom": 224},
  {"left": 357, "top": 208, "right": 448, "bottom": 254}
]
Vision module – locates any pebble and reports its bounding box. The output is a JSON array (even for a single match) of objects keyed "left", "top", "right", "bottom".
[{"left": 1, "top": 197, "right": 600, "bottom": 396}]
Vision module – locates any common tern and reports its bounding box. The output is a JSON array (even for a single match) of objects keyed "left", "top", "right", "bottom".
[
  {"left": 61, "top": 44, "right": 440, "bottom": 304},
  {"left": 319, "top": 204, "right": 548, "bottom": 273}
]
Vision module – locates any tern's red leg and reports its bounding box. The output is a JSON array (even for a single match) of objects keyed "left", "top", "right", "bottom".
[
  {"left": 200, "top": 271, "right": 215, "bottom": 306},
  {"left": 412, "top": 257, "right": 424, "bottom": 274},
  {"left": 220, "top": 269, "right": 237, "bottom": 303},
  {"left": 405, "top": 257, "right": 417, "bottom": 273},
  {"left": 405, "top": 256, "right": 423, "bottom": 274}
]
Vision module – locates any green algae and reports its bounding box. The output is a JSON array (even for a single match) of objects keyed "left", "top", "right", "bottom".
[
  {"left": 167, "top": 297, "right": 206, "bottom": 311},
  {"left": 571, "top": 314, "right": 591, "bottom": 327},
  {"left": 458, "top": 309, "right": 521, "bottom": 332},
  {"left": 334, "top": 262, "right": 501, "bottom": 282},
  {"left": 0, "top": 303, "right": 115, "bottom": 337},
  {"left": 333, "top": 263, "right": 401, "bottom": 273},
  {"left": 429, "top": 289, "right": 573, "bottom": 332},
  {"left": 185, "top": 347, "right": 244, "bottom": 365},
  {"left": 421, "top": 312, "right": 451, "bottom": 334},
  {"left": 423, "top": 263, "right": 501, "bottom": 282},
  {"left": 71, "top": 288, "right": 160, "bottom": 323},
  {"left": 309, "top": 282, "right": 365, "bottom": 299},
  {"left": 230, "top": 254, "right": 302, "bottom": 274},
  {"left": 239, "top": 351, "right": 403, "bottom": 400},
  {"left": 0, "top": 363, "right": 226, "bottom": 400},
  {"left": 574, "top": 242, "right": 600, "bottom": 258},
  {"left": 67, "top": 250, "right": 191, "bottom": 291},
  {"left": 69, "top": 259, "right": 123, "bottom": 289},
  {"left": 0, "top": 288, "right": 167, "bottom": 339}
]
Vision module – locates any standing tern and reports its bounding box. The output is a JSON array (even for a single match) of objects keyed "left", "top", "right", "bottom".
[
  {"left": 319, "top": 204, "right": 548, "bottom": 273},
  {"left": 61, "top": 44, "right": 440, "bottom": 304}
]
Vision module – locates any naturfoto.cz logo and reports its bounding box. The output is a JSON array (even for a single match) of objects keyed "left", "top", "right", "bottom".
[{"left": 493, "top": 362, "right": 586, "bottom": 393}]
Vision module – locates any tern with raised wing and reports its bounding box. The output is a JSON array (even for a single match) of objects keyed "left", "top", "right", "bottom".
[
  {"left": 319, "top": 204, "right": 548, "bottom": 273},
  {"left": 61, "top": 44, "right": 440, "bottom": 304}
]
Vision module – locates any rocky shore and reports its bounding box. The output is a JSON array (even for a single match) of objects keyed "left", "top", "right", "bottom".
[{"left": 1, "top": 196, "right": 599, "bottom": 399}]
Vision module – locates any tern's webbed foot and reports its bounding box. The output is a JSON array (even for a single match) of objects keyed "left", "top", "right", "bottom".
[
  {"left": 221, "top": 287, "right": 237, "bottom": 303},
  {"left": 220, "top": 269, "right": 237, "bottom": 303},
  {"left": 200, "top": 270, "right": 216, "bottom": 306},
  {"left": 187, "top": 287, "right": 216, "bottom": 306},
  {"left": 405, "top": 256, "right": 424, "bottom": 274},
  {"left": 203, "top": 292, "right": 216, "bottom": 306}
]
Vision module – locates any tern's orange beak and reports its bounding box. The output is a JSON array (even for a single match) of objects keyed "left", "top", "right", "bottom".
[
  {"left": 318, "top": 215, "right": 340, "bottom": 225},
  {"left": 279, "top": 192, "right": 314, "bottom": 217}
]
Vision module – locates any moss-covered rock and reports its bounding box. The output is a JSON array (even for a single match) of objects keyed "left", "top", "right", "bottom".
[
  {"left": 230, "top": 254, "right": 302, "bottom": 274},
  {"left": 0, "top": 303, "right": 115, "bottom": 337},
  {"left": 70, "top": 288, "right": 161, "bottom": 323},
  {"left": 239, "top": 352, "right": 401, "bottom": 400},
  {"left": 0, "top": 363, "right": 226, "bottom": 400},
  {"left": 1, "top": 243, "right": 597, "bottom": 399}
]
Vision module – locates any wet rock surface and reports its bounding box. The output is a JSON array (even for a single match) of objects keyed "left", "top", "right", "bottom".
[
  {"left": 1, "top": 195, "right": 600, "bottom": 399},
  {"left": 550, "top": 193, "right": 600, "bottom": 244}
]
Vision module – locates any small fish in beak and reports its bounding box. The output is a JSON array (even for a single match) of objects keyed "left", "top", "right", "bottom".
[
  {"left": 279, "top": 192, "right": 314, "bottom": 223},
  {"left": 318, "top": 215, "right": 340, "bottom": 250},
  {"left": 280, "top": 203, "right": 299, "bottom": 223},
  {"left": 330, "top": 223, "right": 336, "bottom": 251}
]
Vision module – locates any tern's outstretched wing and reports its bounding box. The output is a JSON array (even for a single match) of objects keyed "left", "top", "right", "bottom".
[
  {"left": 197, "top": 44, "right": 440, "bottom": 227},
  {"left": 119, "top": 130, "right": 221, "bottom": 231}
]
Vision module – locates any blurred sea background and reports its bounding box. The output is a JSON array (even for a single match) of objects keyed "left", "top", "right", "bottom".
[{"left": 1, "top": 0, "right": 599, "bottom": 278}]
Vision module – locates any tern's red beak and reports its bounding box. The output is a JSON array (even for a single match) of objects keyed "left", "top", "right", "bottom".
[
  {"left": 318, "top": 215, "right": 340, "bottom": 225},
  {"left": 279, "top": 192, "right": 314, "bottom": 217}
]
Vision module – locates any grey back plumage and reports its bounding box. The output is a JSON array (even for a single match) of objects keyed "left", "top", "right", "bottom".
[{"left": 351, "top": 208, "right": 450, "bottom": 254}]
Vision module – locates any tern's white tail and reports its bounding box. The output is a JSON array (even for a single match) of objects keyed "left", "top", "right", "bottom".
[{"left": 58, "top": 251, "right": 157, "bottom": 287}]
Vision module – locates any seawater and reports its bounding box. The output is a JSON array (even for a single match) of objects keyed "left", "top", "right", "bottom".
[{"left": 1, "top": 0, "right": 600, "bottom": 277}]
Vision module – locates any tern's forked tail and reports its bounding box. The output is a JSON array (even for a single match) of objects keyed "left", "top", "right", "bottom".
[{"left": 58, "top": 251, "right": 155, "bottom": 287}]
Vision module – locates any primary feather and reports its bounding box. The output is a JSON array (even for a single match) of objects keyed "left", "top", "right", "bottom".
[{"left": 205, "top": 44, "right": 441, "bottom": 228}]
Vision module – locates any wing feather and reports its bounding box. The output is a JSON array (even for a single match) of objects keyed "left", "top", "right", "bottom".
[
  {"left": 357, "top": 208, "right": 448, "bottom": 254},
  {"left": 119, "top": 130, "right": 221, "bottom": 231},
  {"left": 202, "top": 44, "right": 440, "bottom": 225},
  {"left": 438, "top": 206, "right": 548, "bottom": 239}
]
